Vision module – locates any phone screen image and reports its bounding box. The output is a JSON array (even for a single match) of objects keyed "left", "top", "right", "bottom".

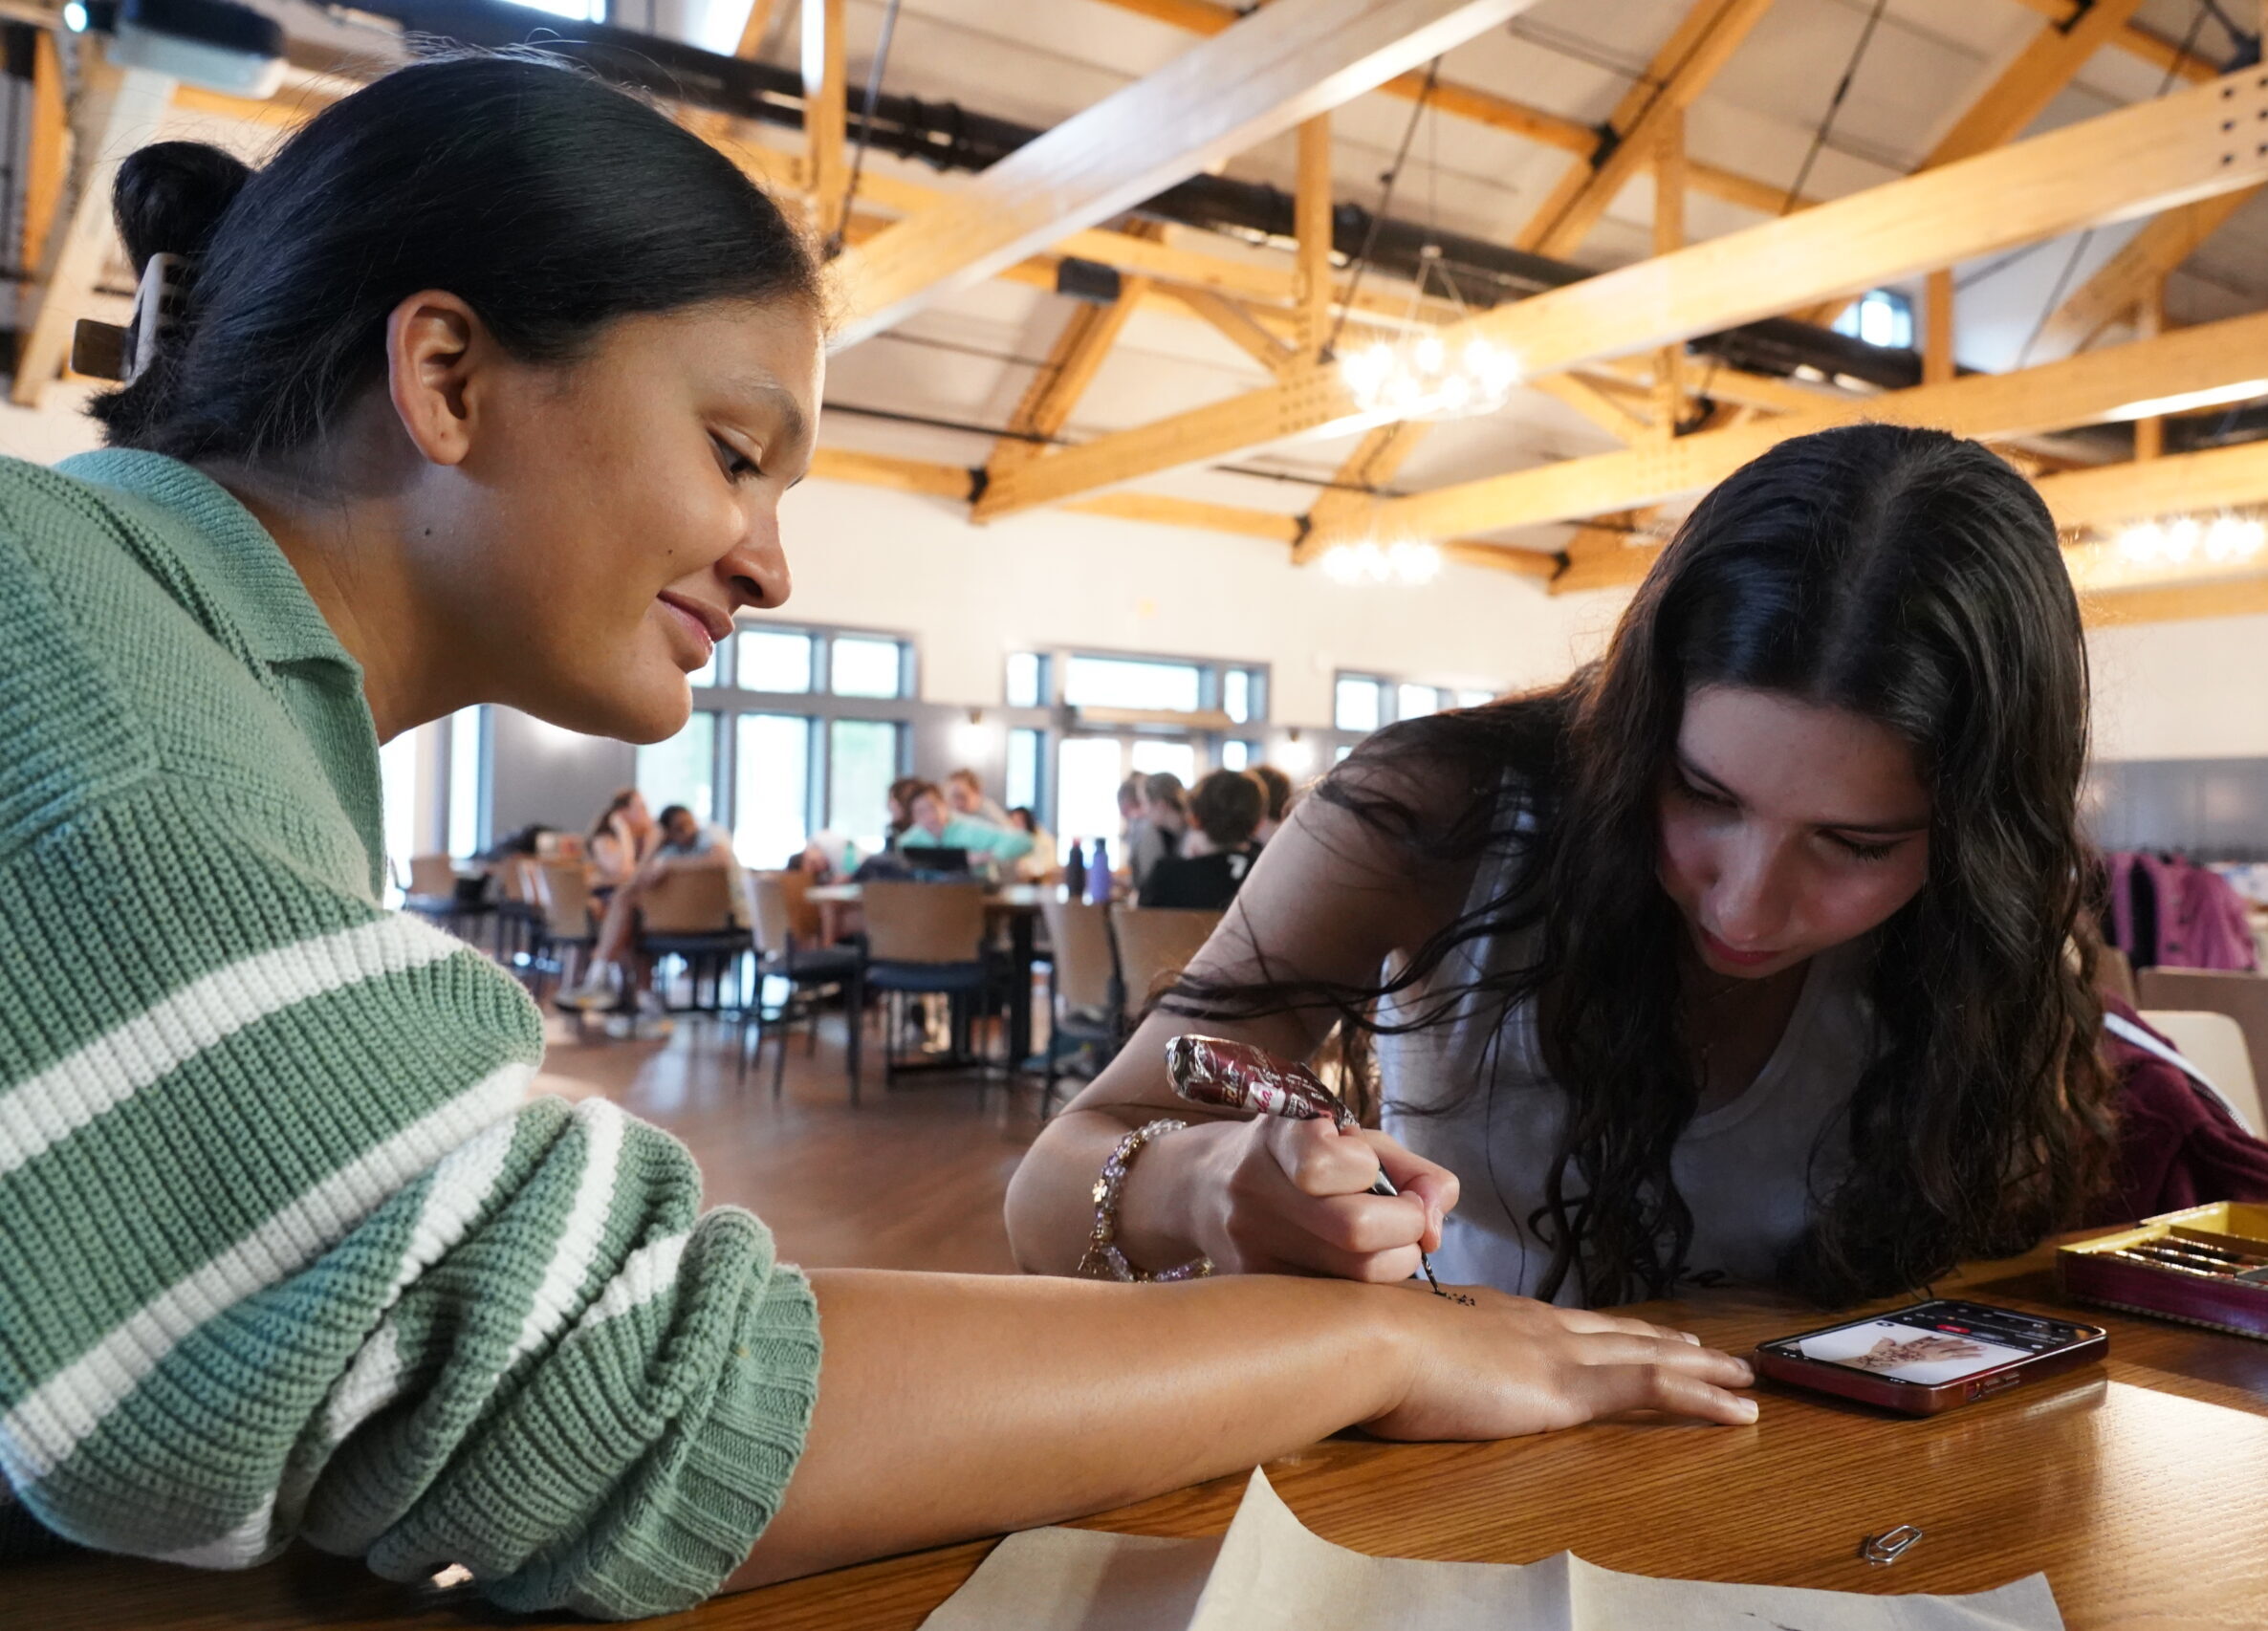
[{"left": 1782, "top": 1303, "right": 2080, "bottom": 1386}]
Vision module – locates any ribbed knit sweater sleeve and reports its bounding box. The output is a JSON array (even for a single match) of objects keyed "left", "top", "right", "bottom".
[{"left": 0, "top": 454, "right": 820, "bottom": 1618}]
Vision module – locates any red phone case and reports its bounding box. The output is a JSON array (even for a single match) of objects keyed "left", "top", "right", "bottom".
[{"left": 1752, "top": 1304, "right": 2108, "bottom": 1416}]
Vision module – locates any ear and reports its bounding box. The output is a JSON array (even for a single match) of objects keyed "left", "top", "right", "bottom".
[{"left": 382, "top": 290, "right": 490, "bottom": 468}]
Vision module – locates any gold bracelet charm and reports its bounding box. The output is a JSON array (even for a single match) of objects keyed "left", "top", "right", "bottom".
[{"left": 1076, "top": 1118, "right": 1214, "bottom": 1282}]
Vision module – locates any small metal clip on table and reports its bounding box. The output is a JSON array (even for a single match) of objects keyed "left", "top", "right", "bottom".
[{"left": 1861, "top": 1524, "right": 1923, "bottom": 1565}]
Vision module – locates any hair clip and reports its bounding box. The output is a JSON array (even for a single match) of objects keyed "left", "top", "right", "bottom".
[{"left": 69, "top": 252, "right": 188, "bottom": 384}]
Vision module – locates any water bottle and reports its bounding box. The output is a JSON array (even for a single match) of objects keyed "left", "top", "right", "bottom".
[
  {"left": 1063, "top": 839, "right": 1088, "bottom": 902},
  {"left": 1086, "top": 837, "right": 1112, "bottom": 903}
]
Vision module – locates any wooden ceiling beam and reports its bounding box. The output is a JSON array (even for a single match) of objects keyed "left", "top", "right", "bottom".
[
  {"left": 1549, "top": 435, "right": 2268, "bottom": 598},
  {"left": 18, "top": 31, "right": 66, "bottom": 294},
  {"left": 1295, "top": 114, "right": 1334, "bottom": 360},
  {"left": 1167, "top": 287, "right": 1299, "bottom": 372},
  {"left": 985, "top": 281, "right": 1149, "bottom": 479},
  {"left": 1086, "top": 0, "right": 1812, "bottom": 215},
  {"left": 2083, "top": 575, "right": 2268, "bottom": 626},
  {"left": 807, "top": 446, "right": 976, "bottom": 499},
  {"left": 1998, "top": 0, "right": 2217, "bottom": 84},
  {"left": 1292, "top": 420, "right": 1435, "bottom": 563},
  {"left": 975, "top": 68, "right": 2268, "bottom": 521},
  {"left": 1793, "top": 0, "right": 2150, "bottom": 328},
  {"left": 1354, "top": 306, "right": 2268, "bottom": 543},
  {"left": 1531, "top": 372, "right": 1652, "bottom": 440},
  {"left": 1580, "top": 356, "right": 1853, "bottom": 416},
  {"left": 829, "top": 0, "right": 1533, "bottom": 344},
  {"left": 735, "top": 0, "right": 781, "bottom": 58},
  {"left": 804, "top": 447, "right": 1316, "bottom": 543},
  {"left": 2034, "top": 189, "right": 2257, "bottom": 358},
  {"left": 2033, "top": 439, "right": 2268, "bottom": 533},
  {"left": 12, "top": 62, "right": 176, "bottom": 407},
  {"left": 1514, "top": 0, "right": 1777, "bottom": 261},
  {"left": 801, "top": 0, "right": 848, "bottom": 239},
  {"left": 1443, "top": 540, "right": 1561, "bottom": 579},
  {"left": 1063, "top": 491, "right": 1303, "bottom": 539},
  {"left": 1922, "top": 0, "right": 2152, "bottom": 172}
]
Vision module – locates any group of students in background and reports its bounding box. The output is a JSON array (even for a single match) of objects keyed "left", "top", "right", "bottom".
[
  {"left": 1122, "top": 764, "right": 1294, "bottom": 911},
  {"left": 542, "top": 752, "right": 1303, "bottom": 1038}
]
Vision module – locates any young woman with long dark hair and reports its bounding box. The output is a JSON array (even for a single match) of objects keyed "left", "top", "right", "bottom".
[
  {"left": 1010, "top": 424, "right": 2119, "bottom": 1311},
  {"left": 0, "top": 54, "right": 1754, "bottom": 1617}
]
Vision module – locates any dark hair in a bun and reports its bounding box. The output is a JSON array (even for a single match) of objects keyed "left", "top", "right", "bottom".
[
  {"left": 92, "top": 54, "right": 820, "bottom": 460},
  {"left": 111, "top": 141, "right": 251, "bottom": 270}
]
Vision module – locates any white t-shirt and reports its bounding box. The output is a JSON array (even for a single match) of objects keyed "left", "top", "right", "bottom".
[{"left": 1376, "top": 831, "right": 1878, "bottom": 1304}]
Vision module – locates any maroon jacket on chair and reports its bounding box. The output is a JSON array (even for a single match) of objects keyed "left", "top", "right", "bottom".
[{"left": 2087, "top": 996, "right": 2268, "bottom": 1225}]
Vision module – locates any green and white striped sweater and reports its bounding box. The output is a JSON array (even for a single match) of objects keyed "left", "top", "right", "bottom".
[{"left": 0, "top": 450, "right": 820, "bottom": 1618}]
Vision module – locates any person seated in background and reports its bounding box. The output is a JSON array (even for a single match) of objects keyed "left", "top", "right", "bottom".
[
  {"left": 1126, "top": 771, "right": 1188, "bottom": 891},
  {"left": 900, "top": 780, "right": 1036, "bottom": 867},
  {"left": 1006, "top": 805, "right": 1060, "bottom": 883},
  {"left": 796, "top": 828, "right": 861, "bottom": 883},
  {"left": 884, "top": 774, "right": 927, "bottom": 849},
  {"left": 1249, "top": 763, "right": 1295, "bottom": 845},
  {"left": 562, "top": 804, "right": 744, "bottom": 1030},
  {"left": 947, "top": 766, "right": 1012, "bottom": 827},
  {"left": 1139, "top": 770, "right": 1264, "bottom": 910},
  {"left": 587, "top": 785, "right": 658, "bottom": 891}
]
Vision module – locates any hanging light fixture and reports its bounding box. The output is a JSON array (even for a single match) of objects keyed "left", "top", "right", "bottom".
[
  {"left": 1318, "top": 537, "right": 1442, "bottom": 587},
  {"left": 1336, "top": 248, "right": 1521, "bottom": 421},
  {"left": 2116, "top": 514, "right": 2265, "bottom": 569}
]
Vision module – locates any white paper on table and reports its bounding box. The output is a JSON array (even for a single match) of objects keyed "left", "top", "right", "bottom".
[{"left": 919, "top": 1468, "right": 2063, "bottom": 1631}]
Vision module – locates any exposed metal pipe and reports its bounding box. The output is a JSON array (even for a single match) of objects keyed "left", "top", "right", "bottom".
[{"left": 364, "top": 0, "right": 1924, "bottom": 391}]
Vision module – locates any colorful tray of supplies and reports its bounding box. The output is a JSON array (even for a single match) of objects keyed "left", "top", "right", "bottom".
[{"left": 2057, "top": 1202, "right": 2268, "bottom": 1341}]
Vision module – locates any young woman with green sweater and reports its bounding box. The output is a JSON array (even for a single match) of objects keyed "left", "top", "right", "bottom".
[{"left": 0, "top": 55, "right": 1752, "bottom": 1620}]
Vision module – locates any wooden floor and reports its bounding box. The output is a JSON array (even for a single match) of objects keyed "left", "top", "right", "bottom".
[{"left": 533, "top": 1009, "right": 1044, "bottom": 1275}]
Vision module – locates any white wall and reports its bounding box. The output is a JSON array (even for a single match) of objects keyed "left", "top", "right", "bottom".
[
  {"left": 2089, "top": 613, "right": 2268, "bottom": 763},
  {"left": 770, "top": 479, "right": 1603, "bottom": 726}
]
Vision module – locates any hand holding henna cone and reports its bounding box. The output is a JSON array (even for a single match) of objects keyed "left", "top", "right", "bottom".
[{"left": 1165, "top": 1034, "right": 1453, "bottom": 1298}]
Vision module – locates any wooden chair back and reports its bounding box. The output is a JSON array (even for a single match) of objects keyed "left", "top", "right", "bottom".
[
  {"left": 2096, "top": 945, "right": 2138, "bottom": 1007},
  {"left": 746, "top": 872, "right": 799, "bottom": 955},
  {"left": 2138, "top": 1008, "right": 2267, "bottom": 1137},
  {"left": 862, "top": 881, "right": 988, "bottom": 964},
  {"left": 1109, "top": 904, "right": 1223, "bottom": 1022},
  {"left": 1040, "top": 895, "right": 1118, "bottom": 1013},
  {"left": 2137, "top": 968, "right": 2268, "bottom": 1110},
  {"left": 774, "top": 866, "right": 823, "bottom": 944},
  {"left": 494, "top": 856, "right": 535, "bottom": 903},
  {"left": 641, "top": 865, "right": 735, "bottom": 934},
  {"left": 407, "top": 854, "right": 459, "bottom": 900},
  {"left": 531, "top": 860, "right": 593, "bottom": 940}
]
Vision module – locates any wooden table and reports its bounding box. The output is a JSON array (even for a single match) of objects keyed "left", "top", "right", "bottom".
[
  {"left": 16, "top": 1243, "right": 2268, "bottom": 1629},
  {"left": 807, "top": 882, "right": 1050, "bottom": 1068}
]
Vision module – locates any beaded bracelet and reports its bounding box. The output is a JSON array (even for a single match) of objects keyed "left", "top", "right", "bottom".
[{"left": 1076, "top": 1118, "right": 1215, "bottom": 1283}]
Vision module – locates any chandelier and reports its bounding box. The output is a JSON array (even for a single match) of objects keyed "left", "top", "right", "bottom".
[
  {"left": 1335, "top": 241, "right": 1520, "bottom": 421},
  {"left": 2115, "top": 515, "right": 2266, "bottom": 569},
  {"left": 1318, "top": 538, "right": 1442, "bottom": 587}
]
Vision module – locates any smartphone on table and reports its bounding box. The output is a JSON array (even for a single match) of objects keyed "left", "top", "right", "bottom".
[{"left": 1752, "top": 1298, "right": 2108, "bottom": 1416}]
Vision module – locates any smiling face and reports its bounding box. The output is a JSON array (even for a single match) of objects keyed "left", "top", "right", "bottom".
[
  {"left": 429, "top": 297, "right": 822, "bottom": 743},
  {"left": 1655, "top": 685, "right": 1932, "bottom": 980}
]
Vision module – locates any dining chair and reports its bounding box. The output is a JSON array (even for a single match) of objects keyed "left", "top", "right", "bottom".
[
  {"left": 526, "top": 859, "right": 596, "bottom": 999},
  {"left": 2137, "top": 967, "right": 2268, "bottom": 1117},
  {"left": 2136, "top": 1008, "right": 2267, "bottom": 1137},
  {"left": 739, "top": 872, "right": 865, "bottom": 1102},
  {"left": 860, "top": 881, "right": 1001, "bottom": 1089},
  {"left": 638, "top": 865, "right": 752, "bottom": 1013},
  {"left": 1108, "top": 903, "right": 1224, "bottom": 1031},
  {"left": 1036, "top": 894, "right": 1123, "bottom": 1120}
]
